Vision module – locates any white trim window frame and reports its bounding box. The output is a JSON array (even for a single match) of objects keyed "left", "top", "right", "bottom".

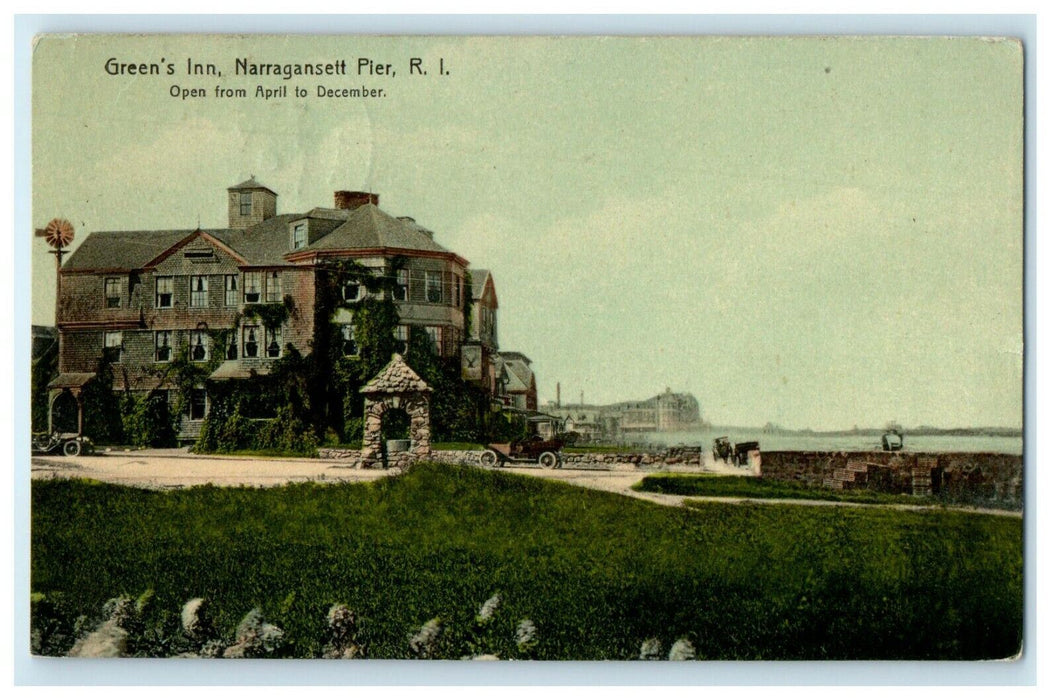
[
  {"left": 224, "top": 274, "right": 239, "bottom": 306},
  {"left": 292, "top": 222, "right": 307, "bottom": 250},
  {"left": 189, "top": 329, "right": 210, "bottom": 362},
  {"left": 425, "top": 271, "right": 442, "bottom": 304},
  {"left": 244, "top": 271, "right": 262, "bottom": 304},
  {"left": 426, "top": 325, "right": 442, "bottom": 355},
  {"left": 243, "top": 325, "right": 261, "bottom": 358},
  {"left": 265, "top": 327, "right": 282, "bottom": 358},
  {"left": 265, "top": 271, "right": 283, "bottom": 303},
  {"left": 341, "top": 323, "right": 359, "bottom": 357},
  {"left": 155, "top": 276, "right": 173, "bottom": 309},
  {"left": 189, "top": 275, "right": 209, "bottom": 308},
  {"left": 154, "top": 330, "right": 172, "bottom": 362},
  {"left": 103, "top": 330, "right": 124, "bottom": 362},
  {"left": 393, "top": 268, "right": 409, "bottom": 301},
  {"left": 104, "top": 277, "right": 121, "bottom": 308}
]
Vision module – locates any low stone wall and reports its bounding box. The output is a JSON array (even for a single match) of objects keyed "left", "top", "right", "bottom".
[
  {"left": 317, "top": 445, "right": 703, "bottom": 470},
  {"left": 759, "top": 450, "right": 1023, "bottom": 505},
  {"left": 317, "top": 447, "right": 362, "bottom": 461},
  {"left": 430, "top": 450, "right": 485, "bottom": 466}
]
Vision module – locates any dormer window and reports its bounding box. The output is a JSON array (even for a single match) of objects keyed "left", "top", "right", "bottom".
[
  {"left": 240, "top": 191, "right": 252, "bottom": 216},
  {"left": 292, "top": 222, "right": 307, "bottom": 250}
]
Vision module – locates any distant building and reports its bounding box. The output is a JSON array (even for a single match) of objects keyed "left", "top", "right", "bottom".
[
  {"left": 498, "top": 351, "right": 537, "bottom": 411},
  {"left": 546, "top": 388, "right": 702, "bottom": 440}
]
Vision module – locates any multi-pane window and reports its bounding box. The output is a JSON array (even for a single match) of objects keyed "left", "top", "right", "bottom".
[
  {"left": 154, "top": 330, "right": 172, "bottom": 362},
  {"left": 266, "top": 328, "right": 282, "bottom": 358},
  {"left": 244, "top": 271, "right": 262, "bottom": 303},
  {"left": 426, "top": 271, "right": 442, "bottom": 303},
  {"left": 393, "top": 269, "right": 408, "bottom": 301},
  {"left": 189, "top": 330, "right": 210, "bottom": 362},
  {"left": 189, "top": 275, "right": 209, "bottom": 308},
  {"left": 394, "top": 325, "right": 408, "bottom": 354},
  {"left": 342, "top": 278, "right": 361, "bottom": 302},
  {"left": 224, "top": 275, "right": 239, "bottom": 306},
  {"left": 105, "top": 278, "right": 121, "bottom": 308},
  {"left": 341, "top": 324, "right": 358, "bottom": 357},
  {"left": 243, "top": 326, "right": 260, "bottom": 358},
  {"left": 426, "top": 326, "right": 442, "bottom": 355},
  {"left": 292, "top": 223, "right": 307, "bottom": 250},
  {"left": 265, "top": 271, "right": 282, "bottom": 303},
  {"left": 155, "top": 276, "right": 173, "bottom": 308},
  {"left": 189, "top": 389, "right": 208, "bottom": 421},
  {"left": 103, "top": 331, "right": 123, "bottom": 362},
  {"left": 240, "top": 192, "right": 252, "bottom": 216},
  {"left": 225, "top": 332, "right": 238, "bottom": 360}
]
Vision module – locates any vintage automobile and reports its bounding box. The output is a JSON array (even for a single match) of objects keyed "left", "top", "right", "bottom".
[
  {"left": 480, "top": 435, "right": 564, "bottom": 468},
  {"left": 32, "top": 431, "right": 92, "bottom": 457},
  {"left": 712, "top": 436, "right": 733, "bottom": 463}
]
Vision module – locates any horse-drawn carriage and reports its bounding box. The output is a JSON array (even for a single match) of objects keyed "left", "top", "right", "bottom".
[
  {"left": 713, "top": 437, "right": 759, "bottom": 466},
  {"left": 480, "top": 435, "right": 564, "bottom": 468}
]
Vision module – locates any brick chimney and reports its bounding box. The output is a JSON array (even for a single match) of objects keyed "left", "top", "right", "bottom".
[{"left": 334, "top": 191, "right": 379, "bottom": 210}]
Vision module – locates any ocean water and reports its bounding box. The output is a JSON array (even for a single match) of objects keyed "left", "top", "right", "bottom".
[{"left": 635, "top": 430, "right": 1024, "bottom": 455}]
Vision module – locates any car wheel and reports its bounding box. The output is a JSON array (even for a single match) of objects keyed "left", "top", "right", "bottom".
[
  {"left": 538, "top": 451, "right": 558, "bottom": 469},
  {"left": 480, "top": 450, "right": 498, "bottom": 467},
  {"left": 63, "top": 439, "right": 81, "bottom": 457}
]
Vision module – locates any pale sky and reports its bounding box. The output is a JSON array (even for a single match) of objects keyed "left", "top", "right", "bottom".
[{"left": 31, "top": 35, "right": 1023, "bottom": 429}]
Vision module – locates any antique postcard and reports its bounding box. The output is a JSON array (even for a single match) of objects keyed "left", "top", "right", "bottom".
[{"left": 27, "top": 32, "right": 1025, "bottom": 671}]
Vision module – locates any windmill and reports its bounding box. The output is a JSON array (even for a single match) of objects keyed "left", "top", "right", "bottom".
[{"left": 35, "top": 218, "right": 75, "bottom": 323}]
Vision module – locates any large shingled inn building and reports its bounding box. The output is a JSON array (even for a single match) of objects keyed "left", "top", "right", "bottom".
[{"left": 48, "top": 177, "right": 503, "bottom": 439}]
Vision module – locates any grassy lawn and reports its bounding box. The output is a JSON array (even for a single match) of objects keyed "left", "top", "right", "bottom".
[
  {"left": 633, "top": 473, "right": 1006, "bottom": 508},
  {"left": 31, "top": 462, "right": 1022, "bottom": 659}
]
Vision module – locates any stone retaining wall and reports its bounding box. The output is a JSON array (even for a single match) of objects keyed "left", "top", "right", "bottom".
[{"left": 759, "top": 450, "right": 1023, "bottom": 505}]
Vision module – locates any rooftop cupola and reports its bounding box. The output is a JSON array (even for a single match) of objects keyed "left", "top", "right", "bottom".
[{"left": 228, "top": 176, "right": 277, "bottom": 229}]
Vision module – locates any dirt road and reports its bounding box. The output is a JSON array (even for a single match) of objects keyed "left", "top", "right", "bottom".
[{"left": 30, "top": 449, "right": 1020, "bottom": 517}]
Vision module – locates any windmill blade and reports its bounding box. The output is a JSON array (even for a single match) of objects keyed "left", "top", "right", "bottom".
[{"left": 43, "top": 218, "right": 75, "bottom": 249}]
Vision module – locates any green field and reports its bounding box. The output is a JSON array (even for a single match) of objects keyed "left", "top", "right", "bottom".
[
  {"left": 633, "top": 473, "right": 945, "bottom": 506},
  {"left": 31, "top": 462, "right": 1023, "bottom": 659}
]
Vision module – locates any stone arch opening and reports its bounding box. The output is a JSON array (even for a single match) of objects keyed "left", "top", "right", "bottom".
[
  {"left": 49, "top": 390, "right": 79, "bottom": 434},
  {"left": 360, "top": 354, "right": 432, "bottom": 470}
]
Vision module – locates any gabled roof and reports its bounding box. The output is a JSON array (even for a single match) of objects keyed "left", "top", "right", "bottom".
[
  {"left": 63, "top": 230, "right": 219, "bottom": 271},
  {"left": 501, "top": 353, "right": 535, "bottom": 394},
  {"left": 361, "top": 354, "right": 431, "bottom": 394},
  {"left": 303, "top": 204, "right": 453, "bottom": 256},
  {"left": 64, "top": 192, "right": 464, "bottom": 272},
  {"left": 468, "top": 269, "right": 493, "bottom": 301},
  {"left": 228, "top": 177, "right": 277, "bottom": 195}
]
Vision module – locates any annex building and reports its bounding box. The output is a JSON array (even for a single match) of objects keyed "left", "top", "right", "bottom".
[{"left": 48, "top": 177, "right": 533, "bottom": 439}]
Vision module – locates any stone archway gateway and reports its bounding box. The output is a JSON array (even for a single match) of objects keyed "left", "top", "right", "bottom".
[{"left": 360, "top": 354, "right": 432, "bottom": 470}]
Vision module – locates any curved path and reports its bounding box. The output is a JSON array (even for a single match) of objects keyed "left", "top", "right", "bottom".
[{"left": 31, "top": 449, "right": 1020, "bottom": 518}]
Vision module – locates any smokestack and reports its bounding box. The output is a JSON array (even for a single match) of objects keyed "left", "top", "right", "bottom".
[
  {"left": 557, "top": 382, "right": 561, "bottom": 408},
  {"left": 334, "top": 191, "right": 379, "bottom": 210}
]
